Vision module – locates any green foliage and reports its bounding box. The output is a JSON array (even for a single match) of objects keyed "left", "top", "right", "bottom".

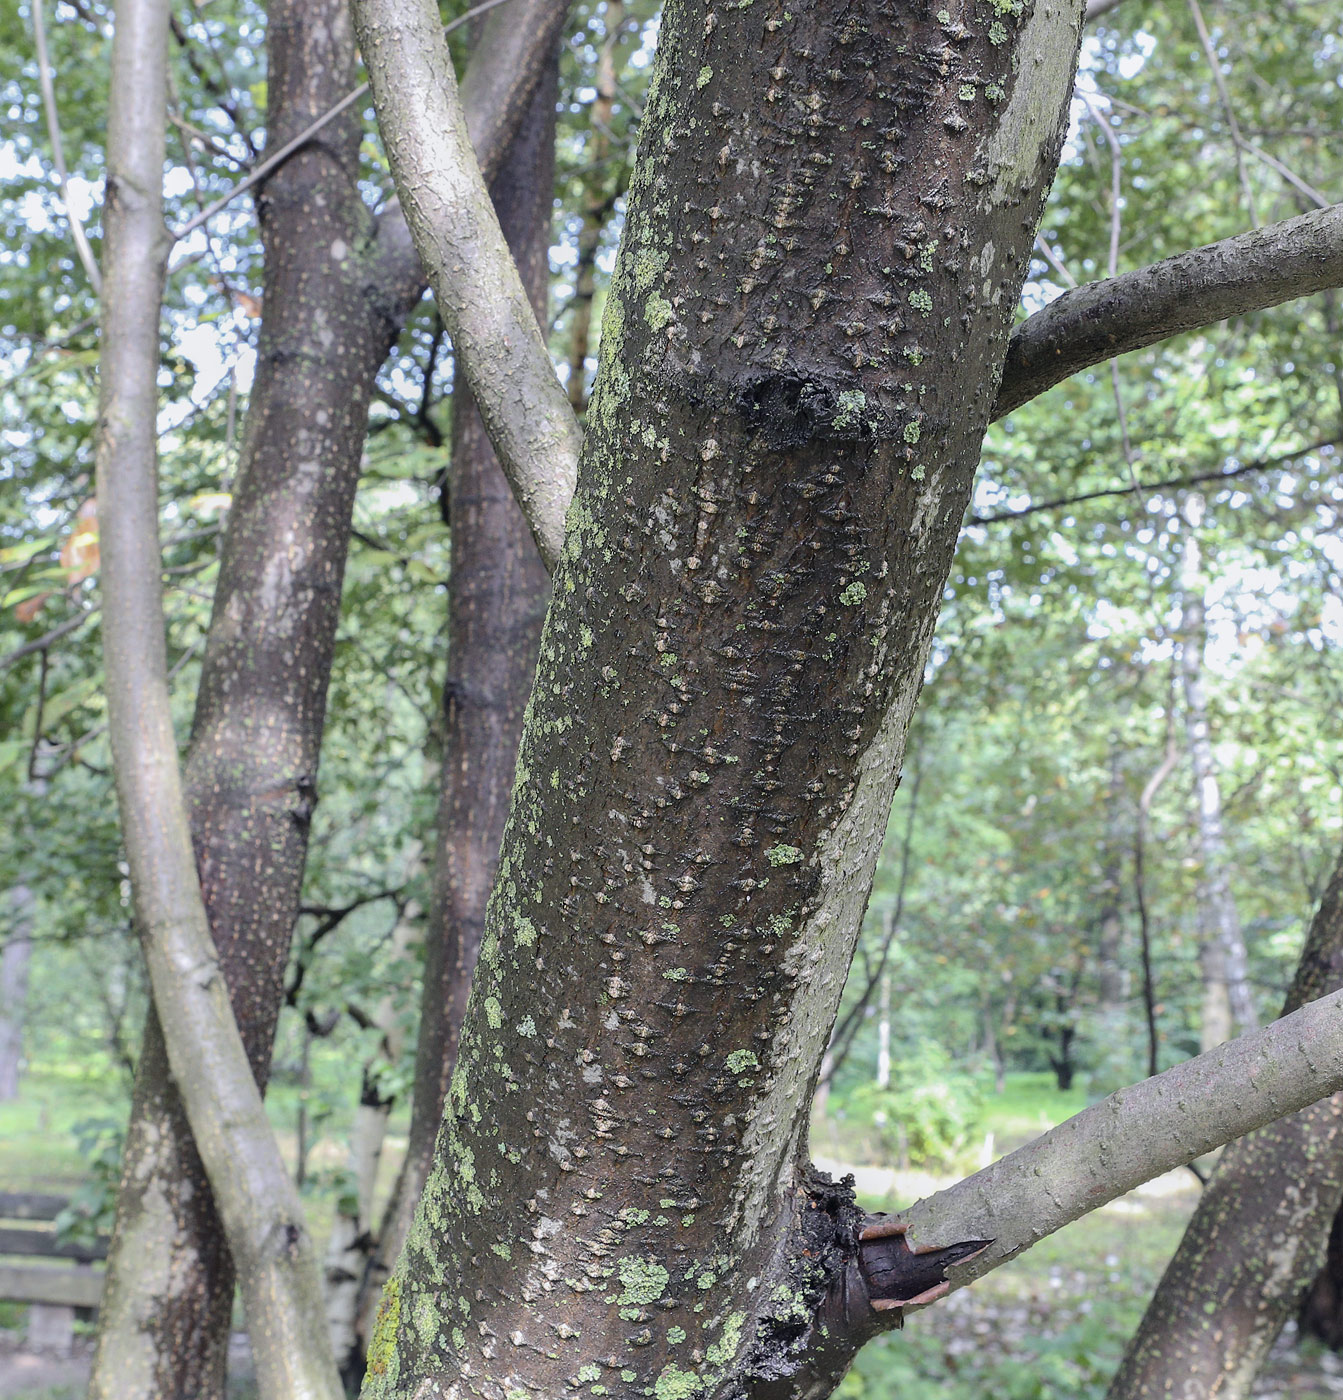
[
  {"left": 53, "top": 1115, "right": 123, "bottom": 1246},
  {"left": 835, "top": 1051, "right": 982, "bottom": 1170}
]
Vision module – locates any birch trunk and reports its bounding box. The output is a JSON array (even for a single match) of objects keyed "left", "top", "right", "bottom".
[
  {"left": 1178, "top": 494, "right": 1257, "bottom": 1048},
  {"left": 0, "top": 886, "right": 34, "bottom": 1101}
]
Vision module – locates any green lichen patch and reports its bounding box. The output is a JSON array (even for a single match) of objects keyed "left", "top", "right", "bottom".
[
  {"left": 839, "top": 581, "right": 868, "bottom": 606},
  {"left": 832, "top": 388, "right": 868, "bottom": 430},
  {"left": 617, "top": 1255, "right": 670, "bottom": 1306},
  {"left": 766, "top": 844, "right": 803, "bottom": 866},
  {"left": 654, "top": 1362, "right": 702, "bottom": 1400},
  {"left": 726, "top": 1049, "right": 760, "bottom": 1074},
  {"left": 366, "top": 1275, "right": 402, "bottom": 1381}
]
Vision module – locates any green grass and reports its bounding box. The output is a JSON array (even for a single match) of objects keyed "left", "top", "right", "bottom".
[
  {"left": 976, "top": 1072, "right": 1089, "bottom": 1153},
  {"left": 0, "top": 1069, "right": 128, "bottom": 1192}
]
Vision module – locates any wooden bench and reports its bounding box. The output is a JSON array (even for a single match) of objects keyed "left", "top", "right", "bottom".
[{"left": 0, "top": 1191, "right": 106, "bottom": 1355}]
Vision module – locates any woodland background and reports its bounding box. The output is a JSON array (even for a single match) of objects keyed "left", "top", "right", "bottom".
[{"left": 3, "top": 0, "right": 1343, "bottom": 1394}]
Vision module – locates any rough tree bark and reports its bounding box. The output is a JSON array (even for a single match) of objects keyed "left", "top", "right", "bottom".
[
  {"left": 90, "top": 2, "right": 571, "bottom": 1394},
  {"left": 1178, "top": 493, "right": 1257, "bottom": 1049},
  {"left": 360, "top": 1, "right": 1089, "bottom": 1395},
  {"left": 1107, "top": 845, "right": 1343, "bottom": 1400},
  {"left": 353, "top": 51, "right": 557, "bottom": 1365},
  {"left": 91, "top": 0, "right": 342, "bottom": 1392}
]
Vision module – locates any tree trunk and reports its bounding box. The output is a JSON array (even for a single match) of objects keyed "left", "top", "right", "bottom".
[
  {"left": 876, "top": 972, "right": 891, "bottom": 1091},
  {"left": 90, "top": 0, "right": 344, "bottom": 1389},
  {"left": 88, "top": 2, "right": 421, "bottom": 1393},
  {"left": 363, "top": 2, "right": 1084, "bottom": 1396},
  {"left": 0, "top": 886, "right": 35, "bottom": 1101},
  {"left": 1179, "top": 494, "right": 1256, "bottom": 1048},
  {"left": 325, "top": 898, "right": 422, "bottom": 1383},
  {"left": 354, "top": 54, "right": 556, "bottom": 1361},
  {"left": 566, "top": 0, "right": 623, "bottom": 413},
  {"left": 1107, "top": 845, "right": 1343, "bottom": 1400}
]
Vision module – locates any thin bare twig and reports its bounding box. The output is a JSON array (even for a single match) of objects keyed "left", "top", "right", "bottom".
[
  {"left": 968, "top": 436, "right": 1341, "bottom": 525},
  {"left": 1187, "top": 0, "right": 1259, "bottom": 227},
  {"left": 31, "top": 0, "right": 102, "bottom": 293},
  {"left": 170, "top": 0, "right": 517, "bottom": 244}
]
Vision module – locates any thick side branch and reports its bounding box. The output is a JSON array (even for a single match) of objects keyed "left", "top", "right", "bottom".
[
  {"left": 898, "top": 987, "right": 1343, "bottom": 1291},
  {"left": 353, "top": 0, "right": 580, "bottom": 571},
  {"left": 994, "top": 203, "right": 1343, "bottom": 420}
]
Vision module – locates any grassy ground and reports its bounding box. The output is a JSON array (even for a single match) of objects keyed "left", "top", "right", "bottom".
[{"left": 2, "top": 1071, "right": 1342, "bottom": 1397}]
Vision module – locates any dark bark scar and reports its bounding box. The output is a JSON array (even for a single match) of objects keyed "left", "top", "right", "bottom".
[{"left": 857, "top": 1215, "right": 992, "bottom": 1314}]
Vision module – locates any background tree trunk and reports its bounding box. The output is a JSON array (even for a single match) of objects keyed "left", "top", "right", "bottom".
[
  {"left": 1107, "top": 845, "right": 1343, "bottom": 1400},
  {"left": 1179, "top": 493, "right": 1256, "bottom": 1048},
  {"left": 362, "top": 2, "right": 1084, "bottom": 1396},
  {"left": 354, "top": 53, "right": 556, "bottom": 1363},
  {"left": 0, "top": 886, "right": 35, "bottom": 1101},
  {"left": 89, "top": 1, "right": 421, "bottom": 1392}
]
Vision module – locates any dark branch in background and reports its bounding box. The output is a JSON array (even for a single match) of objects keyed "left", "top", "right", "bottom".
[
  {"left": 0, "top": 608, "right": 98, "bottom": 672},
  {"left": 825, "top": 759, "right": 924, "bottom": 1083},
  {"left": 967, "top": 436, "right": 1341, "bottom": 526},
  {"left": 285, "top": 891, "right": 404, "bottom": 1008},
  {"left": 168, "top": 13, "right": 259, "bottom": 159},
  {"left": 994, "top": 203, "right": 1343, "bottom": 422},
  {"left": 1084, "top": 0, "right": 1127, "bottom": 18}
]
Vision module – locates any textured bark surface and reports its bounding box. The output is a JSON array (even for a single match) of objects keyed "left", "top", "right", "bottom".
[
  {"left": 363, "top": 2, "right": 1084, "bottom": 1396},
  {"left": 90, "top": 2, "right": 415, "bottom": 1393},
  {"left": 356, "top": 54, "right": 556, "bottom": 1348},
  {"left": 1107, "top": 848, "right": 1343, "bottom": 1400}
]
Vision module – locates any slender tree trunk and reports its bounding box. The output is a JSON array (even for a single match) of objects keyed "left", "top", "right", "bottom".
[
  {"left": 88, "top": 2, "right": 423, "bottom": 1393},
  {"left": 1107, "top": 845, "right": 1343, "bottom": 1400},
  {"left": 1096, "top": 758, "right": 1125, "bottom": 1011},
  {"left": 362, "top": 2, "right": 1086, "bottom": 1395},
  {"left": 876, "top": 972, "right": 891, "bottom": 1091},
  {"left": 325, "top": 898, "right": 422, "bottom": 1382},
  {"left": 0, "top": 886, "right": 35, "bottom": 1101},
  {"left": 354, "top": 54, "right": 556, "bottom": 1361},
  {"left": 91, "top": 0, "right": 344, "bottom": 1391},
  {"left": 1179, "top": 494, "right": 1256, "bottom": 1047}
]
